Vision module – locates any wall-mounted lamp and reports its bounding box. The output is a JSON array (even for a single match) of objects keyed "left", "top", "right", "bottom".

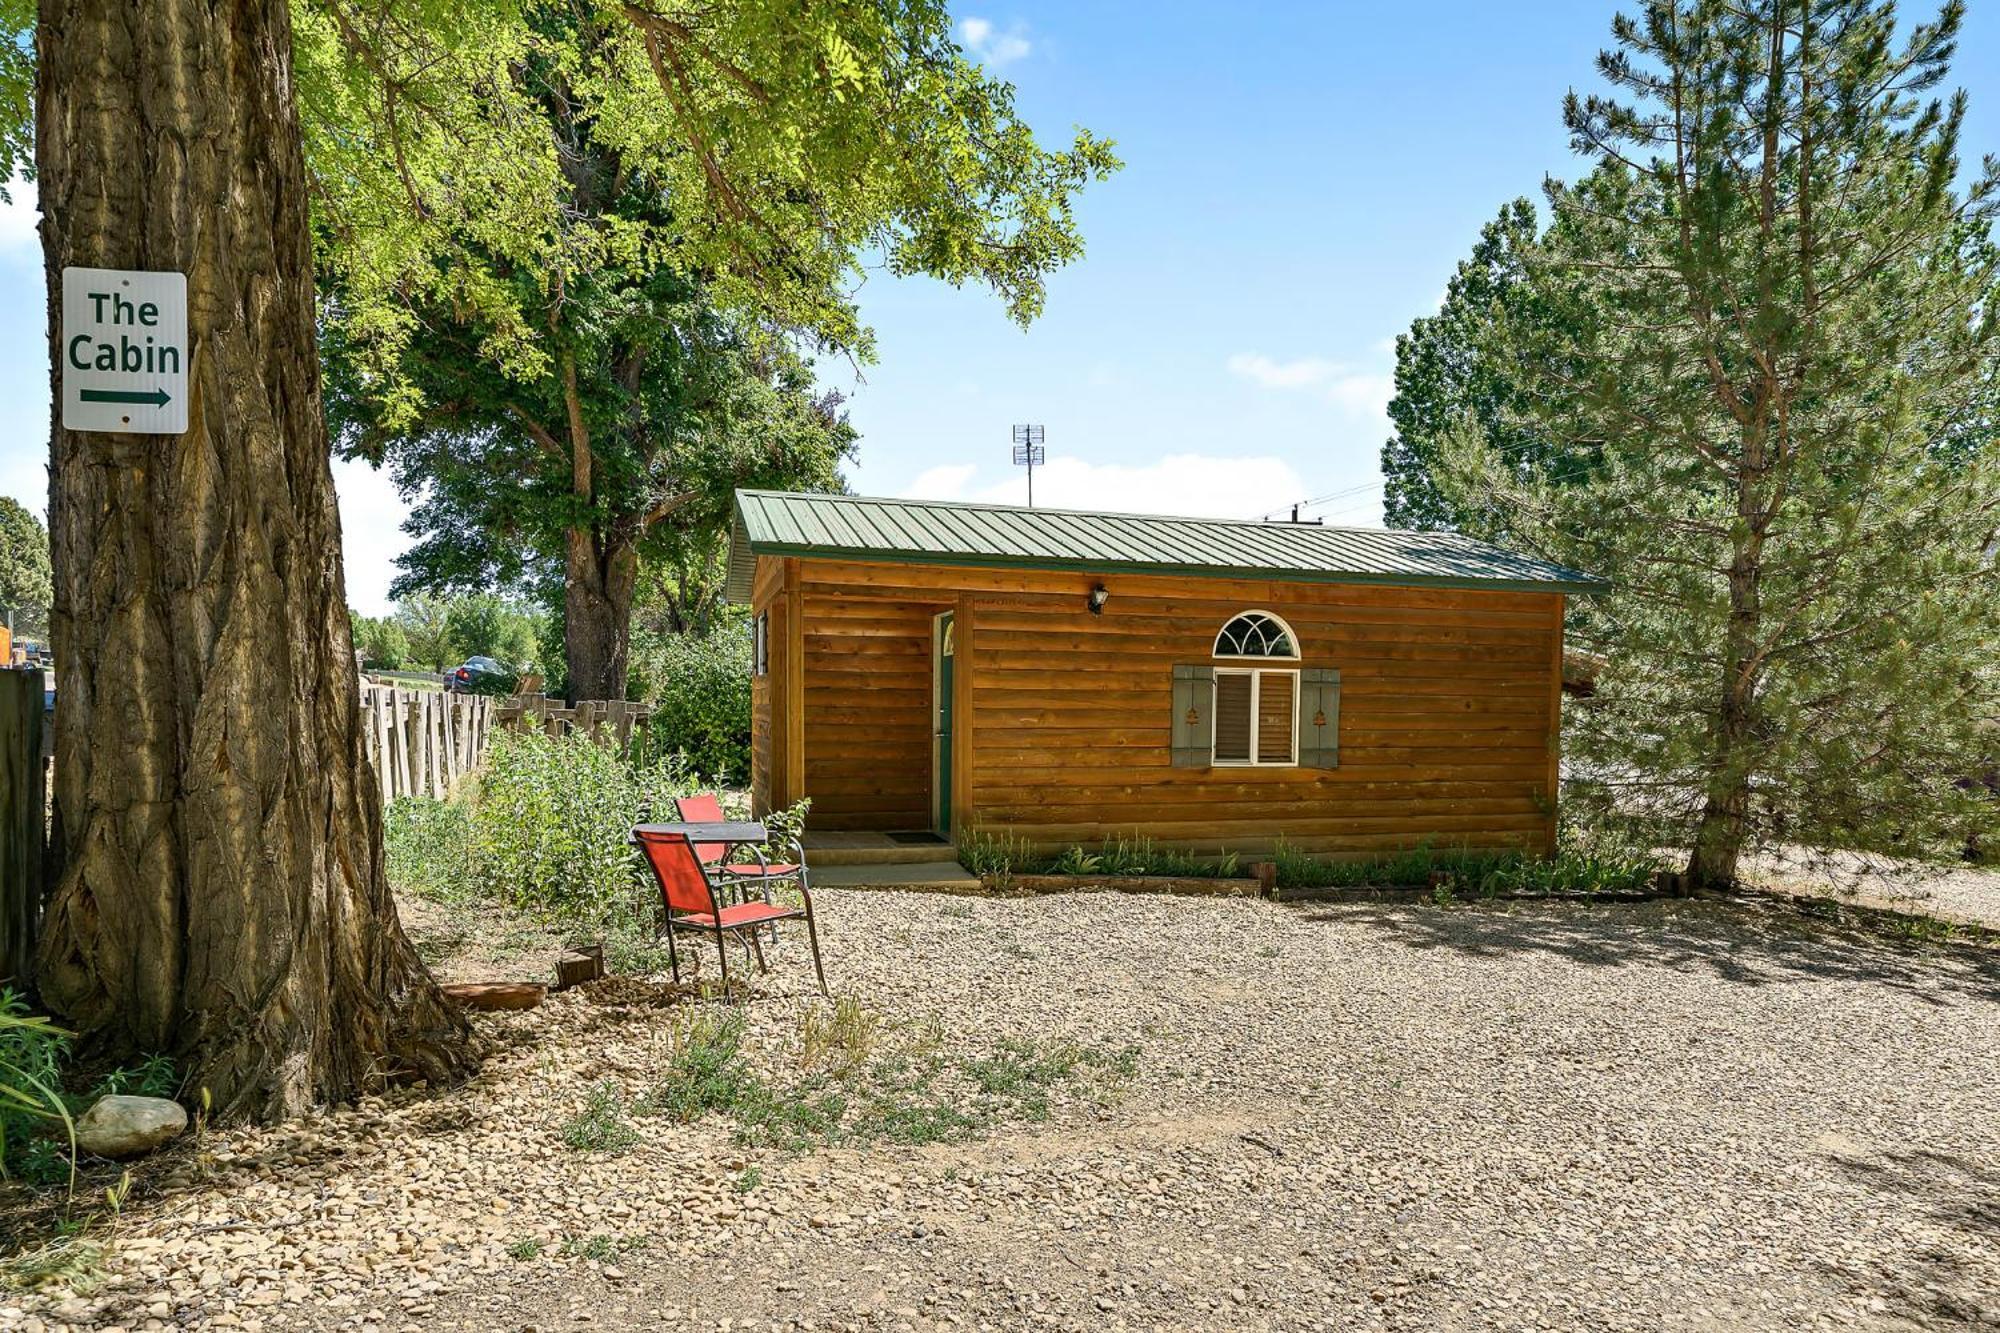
[{"left": 1088, "top": 583, "right": 1110, "bottom": 615}]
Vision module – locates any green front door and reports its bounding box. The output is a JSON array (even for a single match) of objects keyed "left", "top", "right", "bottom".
[{"left": 934, "top": 611, "right": 954, "bottom": 834}]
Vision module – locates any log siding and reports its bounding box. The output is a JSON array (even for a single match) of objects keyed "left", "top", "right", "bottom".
[{"left": 753, "top": 555, "right": 1563, "bottom": 855}]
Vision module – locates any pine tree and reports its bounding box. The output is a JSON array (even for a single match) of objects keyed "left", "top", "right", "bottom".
[{"left": 1436, "top": 0, "right": 2000, "bottom": 888}]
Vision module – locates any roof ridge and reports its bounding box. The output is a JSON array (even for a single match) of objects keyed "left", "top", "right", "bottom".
[{"left": 736, "top": 487, "right": 1471, "bottom": 542}]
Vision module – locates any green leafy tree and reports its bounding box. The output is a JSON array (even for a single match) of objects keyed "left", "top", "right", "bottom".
[
  {"left": 630, "top": 620, "right": 753, "bottom": 779},
  {"left": 393, "top": 594, "right": 458, "bottom": 673},
  {"left": 1382, "top": 200, "right": 1598, "bottom": 533},
  {"left": 442, "top": 595, "right": 541, "bottom": 671},
  {"left": 317, "top": 4, "right": 1113, "bottom": 701},
  {"left": 3, "top": 0, "right": 1113, "bottom": 1116},
  {"left": 0, "top": 498, "right": 50, "bottom": 636},
  {"left": 349, "top": 613, "right": 409, "bottom": 671},
  {"left": 1435, "top": 0, "right": 2000, "bottom": 889}
]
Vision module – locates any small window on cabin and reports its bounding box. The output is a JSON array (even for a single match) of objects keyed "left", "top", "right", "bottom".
[
  {"left": 1210, "top": 612, "right": 1300, "bottom": 767},
  {"left": 1214, "top": 611, "right": 1299, "bottom": 660},
  {"left": 753, "top": 612, "right": 769, "bottom": 677}
]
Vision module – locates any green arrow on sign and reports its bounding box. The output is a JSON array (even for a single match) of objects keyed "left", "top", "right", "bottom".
[{"left": 80, "top": 387, "right": 171, "bottom": 407}]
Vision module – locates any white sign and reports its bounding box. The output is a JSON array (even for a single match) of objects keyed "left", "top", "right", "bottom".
[{"left": 60, "top": 267, "right": 188, "bottom": 434}]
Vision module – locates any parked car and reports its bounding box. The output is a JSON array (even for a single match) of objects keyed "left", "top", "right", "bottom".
[{"left": 447, "top": 656, "right": 518, "bottom": 695}]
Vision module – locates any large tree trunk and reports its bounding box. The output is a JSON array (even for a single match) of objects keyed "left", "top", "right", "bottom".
[
  {"left": 35, "top": 0, "right": 473, "bottom": 1117},
  {"left": 1686, "top": 460, "right": 1769, "bottom": 894},
  {"left": 564, "top": 528, "right": 637, "bottom": 702}
]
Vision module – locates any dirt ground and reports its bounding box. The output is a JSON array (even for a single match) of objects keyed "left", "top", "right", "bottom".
[{"left": 3, "top": 887, "right": 1997, "bottom": 1333}]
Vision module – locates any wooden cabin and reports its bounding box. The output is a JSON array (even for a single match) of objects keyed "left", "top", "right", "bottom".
[{"left": 725, "top": 490, "right": 1604, "bottom": 859}]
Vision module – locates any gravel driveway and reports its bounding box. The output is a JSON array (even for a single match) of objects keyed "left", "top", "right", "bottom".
[{"left": 5, "top": 889, "right": 1996, "bottom": 1332}]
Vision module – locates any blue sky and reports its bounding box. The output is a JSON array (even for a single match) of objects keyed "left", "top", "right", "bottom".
[{"left": 4, "top": 1, "right": 2000, "bottom": 613}]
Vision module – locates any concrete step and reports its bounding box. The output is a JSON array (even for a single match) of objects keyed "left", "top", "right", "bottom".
[
  {"left": 810, "top": 860, "right": 982, "bottom": 892},
  {"left": 803, "top": 834, "right": 957, "bottom": 866}
]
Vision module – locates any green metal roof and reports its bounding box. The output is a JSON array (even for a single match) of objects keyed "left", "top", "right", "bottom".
[{"left": 723, "top": 490, "right": 1608, "bottom": 601}]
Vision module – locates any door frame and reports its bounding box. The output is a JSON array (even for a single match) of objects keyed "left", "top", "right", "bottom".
[{"left": 931, "top": 609, "right": 954, "bottom": 835}]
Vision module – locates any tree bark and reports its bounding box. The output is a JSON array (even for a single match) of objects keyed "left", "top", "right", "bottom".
[
  {"left": 35, "top": 0, "right": 473, "bottom": 1117},
  {"left": 1686, "top": 451, "right": 1770, "bottom": 894},
  {"left": 564, "top": 529, "right": 638, "bottom": 702}
]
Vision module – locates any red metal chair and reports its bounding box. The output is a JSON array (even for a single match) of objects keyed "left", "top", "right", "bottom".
[
  {"left": 634, "top": 830, "right": 828, "bottom": 995},
  {"left": 672, "top": 793, "right": 803, "bottom": 880}
]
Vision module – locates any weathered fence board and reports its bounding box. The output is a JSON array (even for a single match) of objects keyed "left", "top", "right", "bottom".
[
  {"left": 493, "top": 694, "right": 653, "bottom": 749},
  {"left": 0, "top": 669, "right": 47, "bottom": 986},
  {"left": 359, "top": 685, "right": 492, "bottom": 803}
]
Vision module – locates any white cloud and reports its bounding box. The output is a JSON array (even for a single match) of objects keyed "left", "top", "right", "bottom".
[
  {"left": 956, "top": 16, "right": 1032, "bottom": 67},
  {"left": 1225, "top": 353, "right": 1343, "bottom": 391},
  {"left": 905, "top": 462, "right": 978, "bottom": 499},
  {"left": 1227, "top": 350, "right": 1395, "bottom": 435},
  {"left": 332, "top": 457, "right": 414, "bottom": 616},
  {"left": 901, "top": 451, "right": 1308, "bottom": 521}
]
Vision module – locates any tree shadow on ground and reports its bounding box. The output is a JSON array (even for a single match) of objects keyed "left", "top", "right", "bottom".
[
  {"left": 1813, "top": 1147, "right": 2000, "bottom": 1324},
  {"left": 1297, "top": 898, "right": 2000, "bottom": 1007}
]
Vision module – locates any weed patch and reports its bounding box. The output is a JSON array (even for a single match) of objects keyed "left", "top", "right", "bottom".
[
  {"left": 634, "top": 1003, "right": 1136, "bottom": 1151},
  {"left": 560, "top": 1082, "right": 639, "bottom": 1155}
]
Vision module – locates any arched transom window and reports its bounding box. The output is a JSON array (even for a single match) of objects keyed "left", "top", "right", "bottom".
[
  {"left": 1209, "top": 611, "right": 1300, "bottom": 765},
  {"left": 1213, "top": 610, "right": 1299, "bottom": 660}
]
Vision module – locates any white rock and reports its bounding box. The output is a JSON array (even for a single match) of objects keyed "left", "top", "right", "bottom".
[{"left": 76, "top": 1094, "right": 188, "bottom": 1158}]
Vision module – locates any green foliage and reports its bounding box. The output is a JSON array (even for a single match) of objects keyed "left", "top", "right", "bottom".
[
  {"left": 362, "top": 593, "right": 545, "bottom": 676},
  {"left": 960, "top": 831, "right": 1240, "bottom": 880},
  {"left": 1270, "top": 830, "right": 1662, "bottom": 897},
  {"left": 1381, "top": 199, "right": 1596, "bottom": 534},
  {"left": 633, "top": 1003, "right": 1132, "bottom": 1152},
  {"left": 302, "top": 1, "right": 1119, "bottom": 413},
  {"left": 635, "top": 1010, "right": 753, "bottom": 1122},
  {"left": 505, "top": 1237, "right": 543, "bottom": 1262},
  {"left": 444, "top": 595, "right": 540, "bottom": 671},
  {"left": 383, "top": 796, "right": 475, "bottom": 902},
  {"left": 0, "top": 990, "right": 72, "bottom": 1183},
  {"left": 350, "top": 612, "right": 409, "bottom": 670},
  {"left": 392, "top": 593, "right": 459, "bottom": 673},
  {"left": 560, "top": 1081, "right": 639, "bottom": 1155},
  {"left": 456, "top": 730, "right": 692, "bottom": 925},
  {"left": 0, "top": 496, "right": 51, "bottom": 636},
  {"left": 1427, "top": 0, "right": 2000, "bottom": 884},
  {"left": 90, "top": 1054, "right": 176, "bottom": 1101},
  {"left": 630, "top": 624, "right": 752, "bottom": 780}
]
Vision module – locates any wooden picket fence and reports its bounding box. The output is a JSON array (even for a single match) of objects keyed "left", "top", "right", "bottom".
[
  {"left": 359, "top": 683, "right": 494, "bottom": 804},
  {"left": 493, "top": 694, "right": 653, "bottom": 750}
]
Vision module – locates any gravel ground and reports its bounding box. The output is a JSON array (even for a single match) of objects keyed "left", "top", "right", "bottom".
[
  {"left": 1746, "top": 851, "right": 2000, "bottom": 931},
  {"left": 3, "top": 888, "right": 1997, "bottom": 1332}
]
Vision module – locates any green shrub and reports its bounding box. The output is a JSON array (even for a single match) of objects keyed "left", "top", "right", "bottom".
[
  {"left": 0, "top": 991, "right": 72, "bottom": 1182},
  {"left": 1271, "top": 825, "right": 1663, "bottom": 896},
  {"left": 384, "top": 796, "right": 475, "bottom": 901},
  {"left": 467, "top": 730, "right": 694, "bottom": 925},
  {"left": 631, "top": 627, "right": 751, "bottom": 781},
  {"left": 959, "top": 830, "right": 1239, "bottom": 879}
]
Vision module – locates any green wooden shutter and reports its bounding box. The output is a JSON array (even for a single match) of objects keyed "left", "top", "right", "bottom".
[
  {"left": 1300, "top": 668, "right": 1340, "bottom": 769},
  {"left": 1171, "top": 664, "right": 1214, "bottom": 767}
]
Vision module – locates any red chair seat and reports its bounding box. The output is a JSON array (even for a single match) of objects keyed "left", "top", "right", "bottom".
[
  {"left": 719, "top": 862, "right": 800, "bottom": 877},
  {"left": 671, "top": 900, "right": 804, "bottom": 930}
]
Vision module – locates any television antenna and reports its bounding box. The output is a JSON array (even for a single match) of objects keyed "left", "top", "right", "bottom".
[{"left": 1011, "top": 424, "right": 1046, "bottom": 507}]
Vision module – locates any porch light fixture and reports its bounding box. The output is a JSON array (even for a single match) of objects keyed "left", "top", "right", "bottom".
[{"left": 1088, "top": 583, "right": 1109, "bottom": 615}]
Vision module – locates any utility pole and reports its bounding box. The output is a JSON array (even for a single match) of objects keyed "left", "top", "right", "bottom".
[{"left": 1011, "top": 424, "right": 1045, "bottom": 507}]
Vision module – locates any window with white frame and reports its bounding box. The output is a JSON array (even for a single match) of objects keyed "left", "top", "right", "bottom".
[
  {"left": 753, "top": 612, "right": 770, "bottom": 677},
  {"left": 1212, "top": 611, "right": 1300, "bottom": 766}
]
